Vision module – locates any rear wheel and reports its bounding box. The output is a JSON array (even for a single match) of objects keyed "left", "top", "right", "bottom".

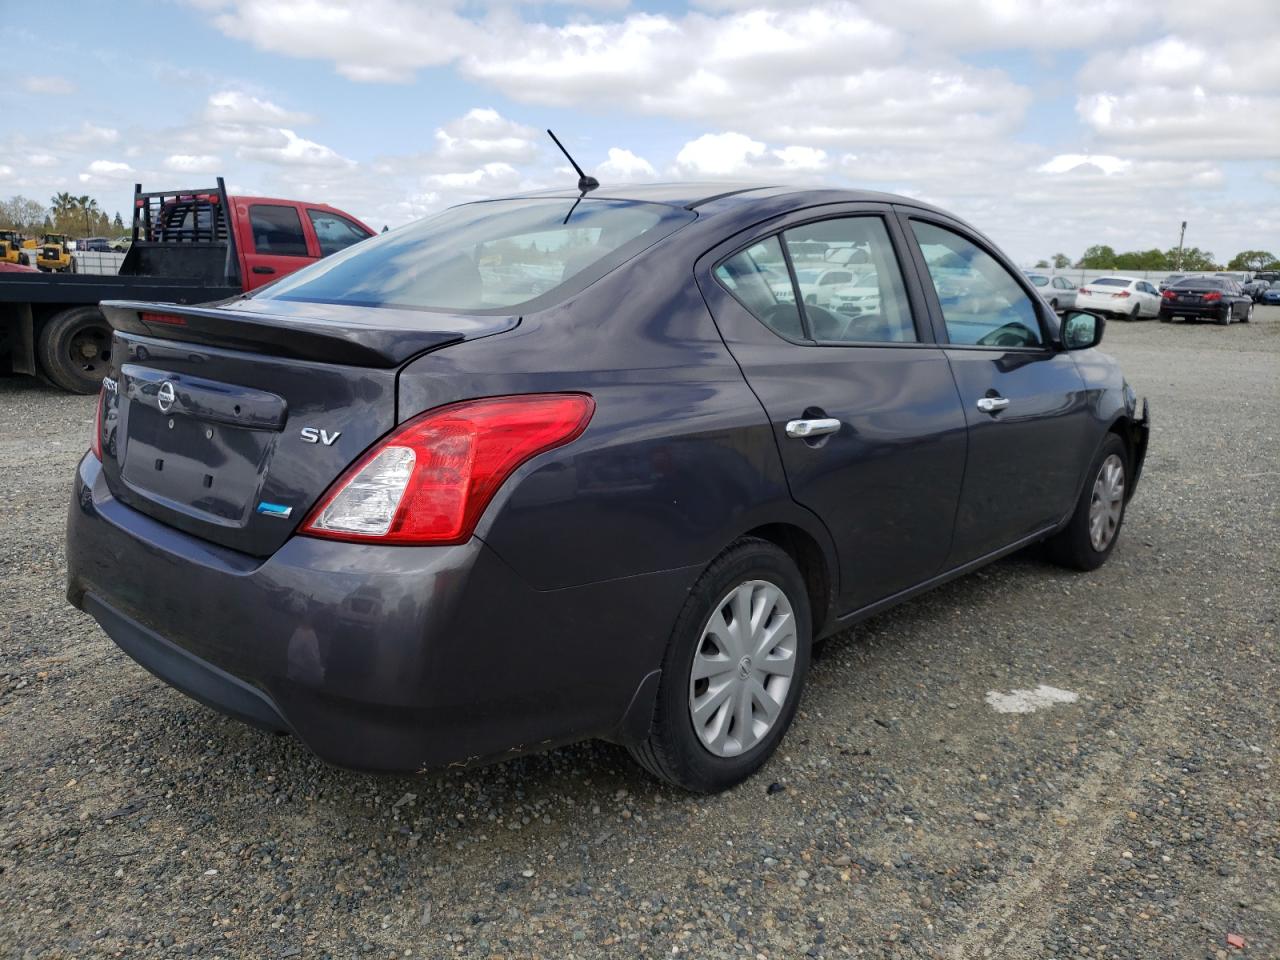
[
  {"left": 1049, "top": 298, "right": 1059, "bottom": 312},
  {"left": 1242, "top": 303, "right": 1252, "bottom": 323},
  {"left": 1129, "top": 304, "right": 1141, "bottom": 321},
  {"left": 629, "top": 538, "right": 812, "bottom": 793},
  {"left": 1217, "top": 305, "right": 1232, "bottom": 326},
  {"left": 37, "top": 306, "right": 112, "bottom": 394},
  {"left": 1159, "top": 312, "right": 1172, "bottom": 323},
  {"left": 1046, "top": 434, "right": 1129, "bottom": 572}
]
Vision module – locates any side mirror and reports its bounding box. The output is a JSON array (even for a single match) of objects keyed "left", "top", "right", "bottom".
[{"left": 1062, "top": 309, "right": 1105, "bottom": 350}]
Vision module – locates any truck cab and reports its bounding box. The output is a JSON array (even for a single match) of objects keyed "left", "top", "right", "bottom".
[{"left": 231, "top": 197, "right": 373, "bottom": 291}]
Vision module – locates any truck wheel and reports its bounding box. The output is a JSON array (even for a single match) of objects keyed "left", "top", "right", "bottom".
[
  {"left": 37, "top": 306, "right": 112, "bottom": 394},
  {"left": 18, "top": 253, "right": 29, "bottom": 266}
]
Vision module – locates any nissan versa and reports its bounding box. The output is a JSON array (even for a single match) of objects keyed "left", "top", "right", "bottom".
[{"left": 67, "top": 184, "right": 1150, "bottom": 793}]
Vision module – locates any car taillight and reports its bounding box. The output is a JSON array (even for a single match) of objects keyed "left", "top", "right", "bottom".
[
  {"left": 301, "top": 394, "right": 595, "bottom": 545},
  {"left": 91, "top": 387, "right": 105, "bottom": 460},
  {"left": 1161, "top": 289, "right": 1176, "bottom": 300},
  {"left": 1078, "top": 287, "right": 1091, "bottom": 295},
  {"left": 1202, "top": 291, "right": 1222, "bottom": 302}
]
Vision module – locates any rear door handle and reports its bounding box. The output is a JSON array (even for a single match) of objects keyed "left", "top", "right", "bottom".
[
  {"left": 252, "top": 265, "right": 276, "bottom": 275},
  {"left": 785, "top": 417, "right": 842, "bottom": 439},
  {"left": 976, "top": 396, "right": 1010, "bottom": 413}
]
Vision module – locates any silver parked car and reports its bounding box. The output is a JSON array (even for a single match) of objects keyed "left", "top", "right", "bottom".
[{"left": 1024, "top": 272, "right": 1077, "bottom": 312}]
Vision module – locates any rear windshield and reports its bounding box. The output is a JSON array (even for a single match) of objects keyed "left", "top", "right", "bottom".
[
  {"left": 256, "top": 197, "right": 692, "bottom": 313},
  {"left": 1172, "top": 276, "right": 1226, "bottom": 289},
  {"left": 1092, "top": 278, "right": 1131, "bottom": 287}
]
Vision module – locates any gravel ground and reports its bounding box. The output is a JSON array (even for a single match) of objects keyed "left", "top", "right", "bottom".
[{"left": 1, "top": 309, "right": 1277, "bottom": 960}]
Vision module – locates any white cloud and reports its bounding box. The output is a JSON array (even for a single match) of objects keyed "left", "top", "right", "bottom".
[
  {"left": 596, "top": 147, "right": 657, "bottom": 181},
  {"left": 432, "top": 108, "right": 539, "bottom": 169},
  {"left": 205, "top": 90, "right": 312, "bottom": 126},
  {"left": 77, "top": 160, "right": 136, "bottom": 185},
  {"left": 673, "top": 132, "right": 767, "bottom": 177},
  {"left": 22, "top": 76, "right": 76, "bottom": 95},
  {"left": 1038, "top": 154, "right": 1131, "bottom": 176},
  {"left": 237, "top": 129, "right": 354, "bottom": 168},
  {"left": 164, "top": 154, "right": 223, "bottom": 174}
]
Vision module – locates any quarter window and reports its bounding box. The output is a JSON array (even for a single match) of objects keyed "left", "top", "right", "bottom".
[
  {"left": 783, "top": 217, "right": 917, "bottom": 343},
  {"left": 308, "top": 210, "right": 372, "bottom": 256},
  {"left": 249, "top": 204, "right": 309, "bottom": 257},
  {"left": 910, "top": 221, "right": 1043, "bottom": 348},
  {"left": 713, "top": 237, "right": 805, "bottom": 340}
]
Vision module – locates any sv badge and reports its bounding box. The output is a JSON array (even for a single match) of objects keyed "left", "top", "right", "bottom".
[{"left": 300, "top": 427, "right": 342, "bottom": 446}]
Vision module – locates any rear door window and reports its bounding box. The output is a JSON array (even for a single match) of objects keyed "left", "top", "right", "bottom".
[
  {"left": 249, "top": 204, "right": 309, "bottom": 257},
  {"left": 910, "top": 220, "right": 1043, "bottom": 347},
  {"left": 308, "top": 209, "right": 372, "bottom": 256},
  {"left": 782, "top": 217, "right": 917, "bottom": 343}
]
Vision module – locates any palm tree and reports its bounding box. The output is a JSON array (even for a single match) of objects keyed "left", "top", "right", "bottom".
[
  {"left": 49, "top": 191, "right": 75, "bottom": 231},
  {"left": 76, "top": 195, "right": 99, "bottom": 238}
]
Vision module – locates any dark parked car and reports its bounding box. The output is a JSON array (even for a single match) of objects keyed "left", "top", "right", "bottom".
[
  {"left": 66, "top": 185, "right": 1150, "bottom": 793},
  {"left": 1242, "top": 278, "right": 1271, "bottom": 302},
  {"left": 1262, "top": 281, "right": 1280, "bottom": 305},
  {"left": 1159, "top": 275, "right": 1254, "bottom": 324}
]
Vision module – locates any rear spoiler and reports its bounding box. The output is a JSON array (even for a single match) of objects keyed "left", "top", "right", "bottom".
[{"left": 100, "top": 300, "right": 517, "bottom": 368}]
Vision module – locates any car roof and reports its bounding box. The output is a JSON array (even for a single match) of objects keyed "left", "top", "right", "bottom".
[
  {"left": 1094, "top": 275, "right": 1140, "bottom": 282},
  {"left": 489, "top": 181, "right": 950, "bottom": 215}
]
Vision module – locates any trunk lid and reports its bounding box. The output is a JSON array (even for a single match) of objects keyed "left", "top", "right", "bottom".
[{"left": 97, "top": 300, "right": 517, "bottom": 556}]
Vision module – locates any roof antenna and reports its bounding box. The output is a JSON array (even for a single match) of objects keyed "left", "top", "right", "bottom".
[{"left": 547, "top": 129, "right": 599, "bottom": 195}]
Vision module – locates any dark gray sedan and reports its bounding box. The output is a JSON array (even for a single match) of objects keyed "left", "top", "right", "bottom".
[{"left": 66, "top": 184, "right": 1150, "bottom": 793}]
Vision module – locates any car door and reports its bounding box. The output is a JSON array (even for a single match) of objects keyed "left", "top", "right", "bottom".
[
  {"left": 240, "top": 202, "right": 317, "bottom": 290},
  {"left": 1053, "top": 276, "right": 1077, "bottom": 310},
  {"left": 697, "top": 207, "right": 968, "bottom": 612},
  {"left": 1136, "top": 281, "right": 1159, "bottom": 316},
  {"left": 899, "top": 212, "right": 1095, "bottom": 566}
]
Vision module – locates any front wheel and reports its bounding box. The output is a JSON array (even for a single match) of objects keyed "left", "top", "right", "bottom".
[
  {"left": 629, "top": 538, "right": 812, "bottom": 793},
  {"left": 1242, "top": 303, "right": 1252, "bottom": 323},
  {"left": 1046, "top": 434, "right": 1129, "bottom": 571}
]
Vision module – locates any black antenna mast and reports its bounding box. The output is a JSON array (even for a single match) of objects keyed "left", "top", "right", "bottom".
[{"left": 547, "top": 129, "right": 599, "bottom": 195}]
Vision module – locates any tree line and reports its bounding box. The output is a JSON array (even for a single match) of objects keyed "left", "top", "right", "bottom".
[
  {"left": 0, "top": 193, "right": 125, "bottom": 238},
  {"left": 1035, "top": 246, "right": 1279, "bottom": 273}
]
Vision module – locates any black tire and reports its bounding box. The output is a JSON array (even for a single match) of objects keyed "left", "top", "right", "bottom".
[
  {"left": 1241, "top": 303, "right": 1252, "bottom": 323},
  {"left": 1129, "top": 304, "right": 1141, "bottom": 321},
  {"left": 629, "top": 538, "right": 812, "bottom": 793},
  {"left": 36, "top": 306, "right": 112, "bottom": 394},
  {"left": 1049, "top": 298, "right": 1059, "bottom": 312},
  {"left": 1158, "top": 312, "right": 1172, "bottom": 323},
  {"left": 1216, "top": 305, "right": 1231, "bottom": 326},
  {"left": 1045, "top": 433, "right": 1130, "bottom": 572},
  {"left": 18, "top": 252, "right": 29, "bottom": 266}
]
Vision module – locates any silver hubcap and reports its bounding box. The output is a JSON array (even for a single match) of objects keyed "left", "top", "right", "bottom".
[
  {"left": 688, "top": 580, "right": 797, "bottom": 757},
  {"left": 1088, "top": 454, "right": 1125, "bottom": 551}
]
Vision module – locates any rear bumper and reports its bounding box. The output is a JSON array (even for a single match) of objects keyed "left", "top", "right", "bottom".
[
  {"left": 67, "top": 454, "right": 690, "bottom": 772},
  {"left": 1158, "top": 302, "right": 1226, "bottom": 318}
]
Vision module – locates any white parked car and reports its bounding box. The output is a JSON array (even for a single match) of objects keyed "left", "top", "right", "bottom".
[
  {"left": 828, "top": 280, "right": 881, "bottom": 317},
  {"left": 793, "top": 267, "right": 867, "bottom": 307},
  {"left": 1024, "top": 273, "right": 1077, "bottom": 312},
  {"left": 1075, "top": 276, "right": 1162, "bottom": 320}
]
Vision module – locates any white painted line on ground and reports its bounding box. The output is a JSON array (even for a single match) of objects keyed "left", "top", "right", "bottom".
[{"left": 985, "top": 685, "right": 1080, "bottom": 714}]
